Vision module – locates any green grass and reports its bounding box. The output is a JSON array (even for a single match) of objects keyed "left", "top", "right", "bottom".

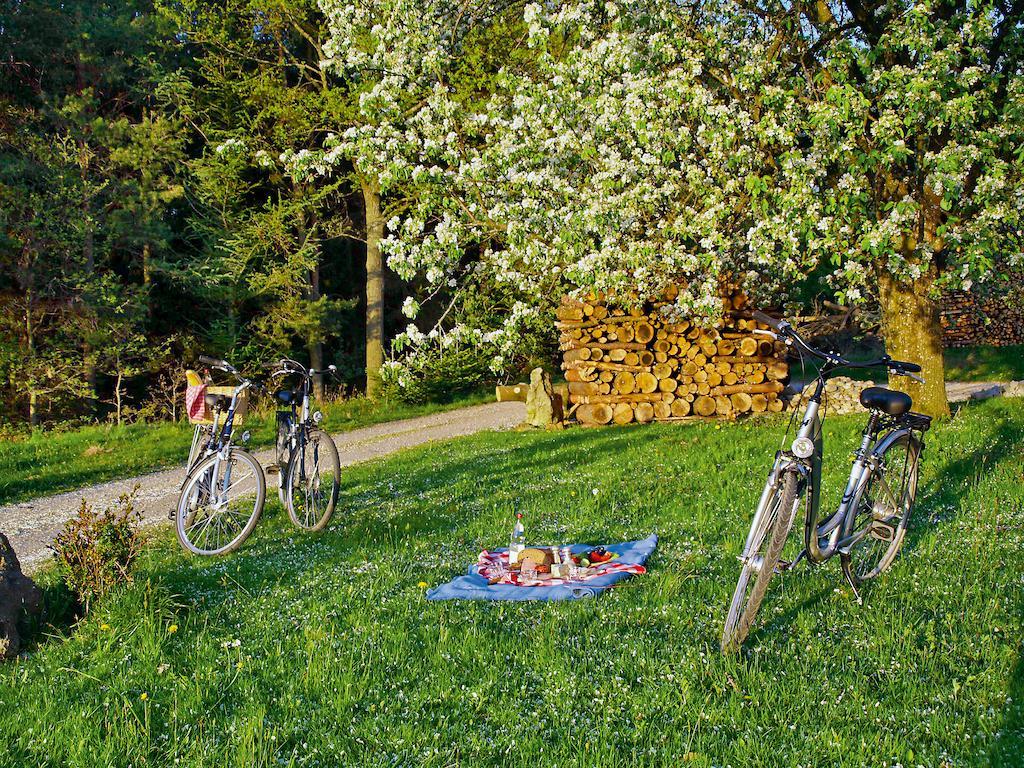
[
  {"left": 0, "top": 391, "right": 491, "bottom": 506},
  {"left": 794, "top": 343, "right": 1024, "bottom": 384},
  {"left": 945, "top": 345, "right": 1024, "bottom": 382},
  {"left": 3, "top": 397, "right": 1023, "bottom": 766}
]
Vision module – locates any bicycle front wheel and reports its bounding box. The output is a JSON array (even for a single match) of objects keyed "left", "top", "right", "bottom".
[
  {"left": 285, "top": 428, "right": 340, "bottom": 532},
  {"left": 176, "top": 448, "right": 265, "bottom": 556},
  {"left": 841, "top": 433, "right": 921, "bottom": 586},
  {"left": 722, "top": 472, "right": 799, "bottom": 653}
]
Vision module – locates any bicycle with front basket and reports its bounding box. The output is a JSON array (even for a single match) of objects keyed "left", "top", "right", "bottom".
[
  {"left": 175, "top": 355, "right": 266, "bottom": 556},
  {"left": 721, "top": 311, "right": 932, "bottom": 653}
]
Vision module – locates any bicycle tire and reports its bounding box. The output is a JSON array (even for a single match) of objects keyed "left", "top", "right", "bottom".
[
  {"left": 175, "top": 448, "right": 265, "bottom": 556},
  {"left": 722, "top": 472, "right": 799, "bottom": 653},
  {"left": 285, "top": 428, "right": 340, "bottom": 532},
  {"left": 841, "top": 433, "right": 921, "bottom": 586}
]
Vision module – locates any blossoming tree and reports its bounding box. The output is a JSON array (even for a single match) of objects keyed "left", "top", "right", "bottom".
[{"left": 314, "top": 0, "right": 1022, "bottom": 416}]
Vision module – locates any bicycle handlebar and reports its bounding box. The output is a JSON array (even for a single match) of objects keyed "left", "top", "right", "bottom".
[{"left": 751, "top": 311, "right": 924, "bottom": 381}]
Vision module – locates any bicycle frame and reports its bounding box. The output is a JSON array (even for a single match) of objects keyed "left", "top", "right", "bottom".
[
  {"left": 182, "top": 380, "right": 250, "bottom": 496},
  {"left": 752, "top": 373, "right": 922, "bottom": 568}
]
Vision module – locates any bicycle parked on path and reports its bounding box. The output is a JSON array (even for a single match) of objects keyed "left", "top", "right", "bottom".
[
  {"left": 176, "top": 356, "right": 266, "bottom": 556},
  {"left": 269, "top": 358, "right": 341, "bottom": 532},
  {"left": 721, "top": 311, "right": 932, "bottom": 653}
]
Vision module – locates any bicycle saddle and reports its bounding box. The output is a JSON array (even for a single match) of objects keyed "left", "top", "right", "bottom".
[
  {"left": 859, "top": 386, "right": 912, "bottom": 416},
  {"left": 204, "top": 393, "right": 231, "bottom": 411},
  {"left": 275, "top": 389, "right": 297, "bottom": 405}
]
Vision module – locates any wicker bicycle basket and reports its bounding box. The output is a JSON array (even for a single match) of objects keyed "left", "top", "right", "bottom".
[{"left": 185, "top": 371, "right": 248, "bottom": 425}]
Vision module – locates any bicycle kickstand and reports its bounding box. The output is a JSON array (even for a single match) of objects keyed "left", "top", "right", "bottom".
[{"left": 843, "top": 567, "right": 863, "bottom": 606}]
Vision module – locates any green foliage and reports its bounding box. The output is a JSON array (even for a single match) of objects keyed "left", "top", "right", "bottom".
[
  {"left": 1, "top": 397, "right": 1022, "bottom": 764},
  {"left": 51, "top": 489, "right": 145, "bottom": 612}
]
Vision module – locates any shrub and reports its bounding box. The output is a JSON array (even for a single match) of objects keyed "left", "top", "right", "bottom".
[{"left": 51, "top": 488, "right": 144, "bottom": 612}]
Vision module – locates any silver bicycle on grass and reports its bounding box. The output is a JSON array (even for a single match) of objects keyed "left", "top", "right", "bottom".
[
  {"left": 176, "top": 356, "right": 266, "bottom": 556},
  {"left": 268, "top": 358, "right": 341, "bottom": 531},
  {"left": 721, "top": 311, "right": 932, "bottom": 653}
]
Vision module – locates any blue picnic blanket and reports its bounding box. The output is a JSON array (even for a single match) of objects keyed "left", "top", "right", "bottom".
[{"left": 425, "top": 534, "right": 658, "bottom": 601}]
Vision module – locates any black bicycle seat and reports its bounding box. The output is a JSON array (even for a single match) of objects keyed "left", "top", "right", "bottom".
[
  {"left": 275, "top": 389, "right": 297, "bottom": 405},
  {"left": 204, "top": 393, "right": 231, "bottom": 411},
  {"left": 859, "top": 386, "right": 912, "bottom": 416}
]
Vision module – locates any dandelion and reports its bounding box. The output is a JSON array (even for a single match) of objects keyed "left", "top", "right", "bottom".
[
  {"left": 417, "top": 581, "right": 429, "bottom": 589},
  {"left": 167, "top": 624, "right": 178, "bottom": 634},
  {"left": 140, "top": 692, "right": 148, "bottom": 701},
  {"left": 100, "top": 624, "right": 111, "bottom": 632}
]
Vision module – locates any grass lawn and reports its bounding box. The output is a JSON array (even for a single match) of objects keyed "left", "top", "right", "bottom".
[
  {"left": 0, "top": 392, "right": 491, "bottom": 506},
  {"left": 2, "top": 397, "right": 1023, "bottom": 766}
]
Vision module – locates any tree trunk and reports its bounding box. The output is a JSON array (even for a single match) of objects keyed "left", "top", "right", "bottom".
[
  {"left": 878, "top": 266, "right": 950, "bottom": 419},
  {"left": 361, "top": 179, "right": 385, "bottom": 398},
  {"left": 308, "top": 259, "right": 325, "bottom": 400}
]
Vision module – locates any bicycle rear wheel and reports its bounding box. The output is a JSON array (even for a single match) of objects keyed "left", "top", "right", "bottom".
[
  {"left": 176, "top": 448, "right": 265, "bottom": 556},
  {"left": 722, "top": 472, "right": 799, "bottom": 653},
  {"left": 285, "top": 428, "right": 340, "bottom": 532},
  {"left": 841, "top": 433, "right": 921, "bottom": 585}
]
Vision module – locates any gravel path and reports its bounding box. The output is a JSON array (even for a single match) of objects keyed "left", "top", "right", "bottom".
[{"left": 1, "top": 401, "right": 525, "bottom": 572}]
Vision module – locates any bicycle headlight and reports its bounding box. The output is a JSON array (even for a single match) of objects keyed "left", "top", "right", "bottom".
[
  {"left": 312, "top": 410, "right": 323, "bottom": 424},
  {"left": 791, "top": 436, "right": 815, "bottom": 459},
  {"left": 241, "top": 430, "right": 251, "bottom": 443}
]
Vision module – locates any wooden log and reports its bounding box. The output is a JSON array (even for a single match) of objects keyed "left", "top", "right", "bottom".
[
  {"left": 634, "top": 402, "right": 655, "bottom": 423},
  {"left": 747, "top": 369, "right": 766, "bottom": 384},
  {"left": 723, "top": 371, "right": 739, "bottom": 385},
  {"left": 706, "top": 371, "right": 722, "bottom": 387},
  {"left": 711, "top": 381, "right": 784, "bottom": 396},
  {"left": 556, "top": 314, "right": 644, "bottom": 330},
  {"left": 569, "top": 392, "right": 664, "bottom": 404},
  {"left": 715, "top": 395, "right": 732, "bottom": 416},
  {"left": 639, "top": 351, "right": 655, "bottom": 366},
  {"left": 608, "top": 348, "right": 627, "bottom": 362},
  {"left": 717, "top": 339, "right": 736, "bottom": 356},
  {"left": 565, "top": 368, "right": 597, "bottom": 383},
  {"left": 730, "top": 392, "right": 753, "bottom": 413},
  {"left": 556, "top": 306, "right": 584, "bottom": 321},
  {"left": 653, "top": 339, "right": 671, "bottom": 353},
  {"left": 654, "top": 400, "right": 672, "bottom": 420},
  {"left": 634, "top": 322, "right": 655, "bottom": 343},
  {"left": 658, "top": 377, "right": 678, "bottom": 393},
  {"left": 623, "top": 352, "right": 640, "bottom": 366},
  {"left": 618, "top": 325, "right": 635, "bottom": 343},
  {"left": 567, "top": 381, "right": 609, "bottom": 395},
  {"left": 738, "top": 337, "right": 758, "bottom": 356},
  {"left": 767, "top": 396, "right": 785, "bottom": 412},
  {"left": 653, "top": 362, "right": 674, "bottom": 379},
  {"left": 599, "top": 371, "right": 615, "bottom": 383},
  {"left": 613, "top": 402, "right": 635, "bottom": 425},
  {"left": 750, "top": 393, "right": 769, "bottom": 412},
  {"left": 635, "top": 371, "right": 658, "bottom": 393},
  {"left": 694, "top": 395, "right": 717, "bottom": 417},
  {"left": 563, "top": 348, "right": 592, "bottom": 363},
  {"left": 671, "top": 398, "right": 692, "bottom": 417},
  {"left": 496, "top": 384, "right": 528, "bottom": 402},
  {"left": 767, "top": 361, "right": 789, "bottom": 380},
  {"left": 577, "top": 403, "right": 613, "bottom": 425},
  {"left": 713, "top": 355, "right": 780, "bottom": 365},
  {"left": 560, "top": 341, "right": 648, "bottom": 352},
  {"left": 614, "top": 371, "right": 636, "bottom": 394},
  {"left": 564, "top": 360, "right": 651, "bottom": 374}
]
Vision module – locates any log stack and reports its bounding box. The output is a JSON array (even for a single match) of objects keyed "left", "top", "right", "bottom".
[
  {"left": 558, "top": 291, "right": 789, "bottom": 426},
  {"left": 941, "top": 284, "right": 1024, "bottom": 347}
]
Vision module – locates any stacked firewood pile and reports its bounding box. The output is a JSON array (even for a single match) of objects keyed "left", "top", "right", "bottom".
[
  {"left": 558, "top": 291, "right": 789, "bottom": 426},
  {"left": 941, "top": 286, "right": 1024, "bottom": 347}
]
